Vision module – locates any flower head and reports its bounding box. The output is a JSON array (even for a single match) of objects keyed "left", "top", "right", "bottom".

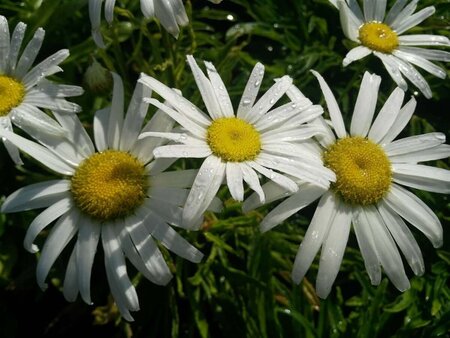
[
  {"left": 0, "top": 74, "right": 215, "bottom": 321},
  {"left": 331, "top": 0, "right": 450, "bottom": 98},
  {"left": 244, "top": 71, "right": 450, "bottom": 298},
  {"left": 89, "top": 0, "right": 222, "bottom": 48},
  {"left": 139, "top": 55, "right": 335, "bottom": 229},
  {"left": 0, "top": 15, "right": 83, "bottom": 164}
]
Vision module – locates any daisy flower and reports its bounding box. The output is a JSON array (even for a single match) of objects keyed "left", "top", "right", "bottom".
[
  {"left": 244, "top": 71, "right": 450, "bottom": 298},
  {"left": 330, "top": 0, "right": 450, "bottom": 98},
  {"left": 138, "top": 55, "right": 335, "bottom": 229},
  {"left": 0, "top": 15, "right": 83, "bottom": 164},
  {"left": 0, "top": 74, "right": 218, "bottom": 321},
  {"left": 90, "top": 0, "right": 223, "bottom": 48}
]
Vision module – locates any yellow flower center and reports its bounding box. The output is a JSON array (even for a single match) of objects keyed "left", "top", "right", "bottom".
[
  {"left": 323, "top": 137, "right": 392, "bottom": 206},
  {"left": 207, "top": 117, "right": 261, "bottom": 162},
  {"left": 0, "top": 75, "right": 25, "bottom": 117},
  {"left": 71, "top": 150, "right": 148, "bottom": 221},
  {"left": 358, "top": 22, "right": 399, "bottom": 53}
]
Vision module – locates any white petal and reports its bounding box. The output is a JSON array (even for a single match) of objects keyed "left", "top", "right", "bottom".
[
  {"left": 89, "top": 0, "right": 106, "bottom": 47},
  {"left": 0, "top": 128, "right": 75, "bottom": 175},
  {"left": 393, "top": 6, "right": 435, "bottom": 35},
  {"left": 63, "top": 246, "right": 79, "bottom": 302},
  {"left": 393, "top": 56, "right": 432, "bottom": 98},
  {"left": 106, "top": 73, "right": 124, "bottom": 149},
  {"left": 102, "top": 224, "right": 139, "bottom": 319},
  {"left": 204, "top": 61, "right": 234, "bottom": 118},
  {"left": 364, "top": 206, "right": 410, "bottom": 291},
  {"left": 182, "top": 156, "right": 225, "bottom": 229},
  {"left": 52, "top": 112, "right": 95, "bottom": 158},
  {"left": 186, "top": 55, "right": 223, "bottom": 119},
  {"left": 384, "top": 184, "right": 443, "bottom": 247},
  {"left": 343, "top": 46, "right": 372, "bottom": 66},
  {"left": 393, "top": 49, "right": 446, "bottom": 79},
  {"left": 116, "top": 221, "right": 171, "bottom": 285},
  {"left": 143, "top": 209, "right": 204, "bottom": 263},
  {"left": 385, "top": 0, "right": 409, "bottom": 25},
  {"left": 398, "top": 46, "right": 450, "bottom": 62},
  {"left": 373, "top": 0, "right": 387, "bottom": 22},
  {"left": 350, "top": 72, "right": 381, "bottom": 137},
  {"left": 104, "top": 0, "right": 116, "bottom": 23},
  {"left": 368, "top": 87, "right": 405, "bottom": 143},
  {"left": 139, "top": 131, "right": 204, "bottom": 146},
  {"left": 240, "top": 163, "right": 265, "bottom": 203},
  {"left": 23, "top": 49, "right": 69, "bottom": 89},
  {"left": 23, "top": 90, "right": 81, "bottom": 113},
  {"left": 14, "top": 28, "right": 45, "bottom": 78},
  {"left": 93, "top": 107, "right": 109, "bottom": 152},
  {"left": 384, "top": 132, "right": 446, "bottom": 156},
  {"left": 132, "top": 108, "right": 175, "bottom": 164},
  {"left": 141, "top": 0, "right": 155, "bottom": 17},
  {"left": 353, "top": 207, "right": 381, "bottom": 285},
  {"left": 77, "top": 216, "right": 101, "bottom": 305},
  {"left": 2, "top": 180, "right": 70, "bottom": 213},
  {"left": 237, "top": 62, "right": 265, "bottom": 119},
  {"left": 254, "top": 99, "right": 315, "bottom": 132},
  {"left": 292, "top": 192, "right": 337, "bottom": 284},
  {"left": 138, "top": 74, "right": 211, "bottom": 127},
  {"left": 125, "top": 213, "right": 172, "bottom": 285},
  {"left": 389, "top": 0, "right": 418, "bottom": 28},
  {"left": 399, "top": 34, "right": 450, "bottom": 47},
  {"left": 7, "top": 21, "right": 26, "bottom": 73},
  {"left": 260, "top": 184, "right": 324, "bottom": 232},
  {"left": 242, "top": 180, "right": 294, "bottom": 213},
  {"left": 153, "top": 0, "right": 184, "bottom": 38},
  {"left": 153, "top": 144, "right": 211, "bottom": 158},
  {"left": 374, "top": 52, "right": 408, "bottom": 91},
  {"left": 379, "top": 97, "right": 416, "bottom": 146},
  {"left": 226, "top": 162, "right": 244, "bottom": 201},
  {"left": 248, "top": 160, "right": 299, "bottom": 193},
  {"left": 23, "top": 197, "right": 73, "bottom": 253},
  {"left": 146, "top": 198, "right": 184, "bottom": 228},
  {"left": 315, "top": 201, "right": 352, "bottom": 298},
  {"left": 363, "top": 0, "right": 376, "bottom": 21},
  {"left": 151, "top": 169, "right": 198, "bottom": 188},
  {"left": 311, "top": 70, "right": 346, "bottom": 139},
  {"left": 1, "top": 116, "right": 22, "bottom": 163},
  {"left": 120, "top": 80, "right": 151, "bottom": 151},
  {"left": 378, "top": 201, "right": 424, "bottom": 276},
  {"left": 338, "top": 0, "right": 363, "bottom": 41},
  {"left": 36, "top": 209, "right": 78, "bottom": 289},
  {"left": 393, "top": 164, "right": 450, "bottom": 193},
  {"left": 245, "top": 75, "right": 293, "bottom": 125},
  {"left": 11, "top": 103, "right": 66, "bottom": 137},
  {"left": 145, "top": 98, "right": 207, "bottom": 138},
  {"left": 390, "top": 144, "right": 450, "bottom": 163}
]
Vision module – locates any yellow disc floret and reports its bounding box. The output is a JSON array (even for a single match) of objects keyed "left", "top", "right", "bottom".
[
  {"left": 323, "top": 137, "right": 392, "bottom": 206},
  {"left": 0, "top": 75, "right": 25, "bottom": 117},
  {"left": 358, "top": 22, "right": 399, "bottom": 53},
  {"left": 207, "top": 117, "right": 262, "bottom": 162},
  {"left": 71, "top": 150, "right": 148, "bottom": 221}
]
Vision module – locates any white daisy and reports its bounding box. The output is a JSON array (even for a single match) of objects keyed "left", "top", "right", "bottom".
[
  {"left": 330, "top": 0, "right": 450, "bottom": 98},
  {"left": 0, "top": 74, "right": 218, "bottom": 321},
  {"left": 90, "top": 0, "right": 222, "bottom": 47},
  {"left": 244, "top": 71, "right": 450, "bottom": 298},
  {"left": 0, "top": 15, "right": 83, "bottom": 164},
  {"left": 138, "top": 55, "right": 335, "bottom": 229}
]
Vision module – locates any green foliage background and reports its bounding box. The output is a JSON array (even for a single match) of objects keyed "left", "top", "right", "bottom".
[{"left": 0, "top": 0, "right": 449, "bottom": 337}]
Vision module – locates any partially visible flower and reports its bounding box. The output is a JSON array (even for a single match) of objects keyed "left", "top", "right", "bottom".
[
  {"left": 0, "top": 15, "right": 83, "bottom": 164},
  {"left": 0, "top": 74, "right": 218, "bottom": 321},
  {"left": 330, "top": 0, "right": 450, "bottom": 98},
  {"left": 244, "top": 71, "right": 450, "bottom": 298},
  {"left": 89, "top": 0, "right": 222, "bottom": 48},
  {"left": 139, "top": 55, "right": 335, "bottom": 229}
]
